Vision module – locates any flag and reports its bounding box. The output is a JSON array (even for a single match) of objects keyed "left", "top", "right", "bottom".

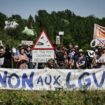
[{"left": 94, "top": 24, "right": 105, "bottom": 39}]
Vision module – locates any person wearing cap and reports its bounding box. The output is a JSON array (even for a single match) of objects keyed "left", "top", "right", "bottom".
[{"left": 76, "top": 49, "right": 86, "bottom": 69}]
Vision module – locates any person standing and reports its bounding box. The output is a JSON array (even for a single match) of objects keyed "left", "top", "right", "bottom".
[
  {"left": 14, "top": 47, "right": 29, "bottom": 69},
  {"left": 97, "top": 48, "right": 105, "bottom": 68},
  {"left": 76, "top": 49, "right": 86, "bottom": 69},
  {"left": 26, "top": 45, "right": 33, "bottom": 69},
  {"left": 0, "top": 46, "right": 6, "bottom": 68}
]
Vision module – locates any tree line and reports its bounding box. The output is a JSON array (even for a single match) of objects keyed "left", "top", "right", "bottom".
[{"left": 0, "top": 9, "right": 105, "bottom": 49}]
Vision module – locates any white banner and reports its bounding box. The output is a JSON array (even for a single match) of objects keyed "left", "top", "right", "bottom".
[{"left": 0, "top": 68, "right": 105, "bottom": 90}]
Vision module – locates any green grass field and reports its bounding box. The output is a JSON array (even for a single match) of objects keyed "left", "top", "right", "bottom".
[{"left": 0, "top": 90, "right": 105, "bottom": 105}]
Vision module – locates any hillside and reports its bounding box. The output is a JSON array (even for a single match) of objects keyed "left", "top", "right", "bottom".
[{"left": 0, "top": 9, "right": 105, "bottom": 48}]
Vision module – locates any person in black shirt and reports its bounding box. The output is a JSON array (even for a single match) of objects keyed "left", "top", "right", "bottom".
[
  {"left": 0, "top": 45, "right": 12, "bottom": 68},
  {"left": 3, "top": 45, "right": 12, "bottom": 68}
]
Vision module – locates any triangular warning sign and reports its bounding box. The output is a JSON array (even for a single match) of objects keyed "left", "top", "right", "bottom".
[{"left": 32, "top": 30, "right": 54, "bottom": 50}]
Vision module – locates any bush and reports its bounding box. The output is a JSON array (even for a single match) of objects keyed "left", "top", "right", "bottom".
[{"left": 0, "top": 90, "right": 105, "bottom": 105}]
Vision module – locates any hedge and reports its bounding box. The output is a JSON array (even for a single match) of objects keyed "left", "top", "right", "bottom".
[{"left": 0, "top": 90, "right": 105, "bottom": 105}]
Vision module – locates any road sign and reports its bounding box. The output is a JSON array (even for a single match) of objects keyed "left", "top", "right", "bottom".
[
  {"left": 32, "top": 50, "right": 54, "bottom": 62},
  {"left": 32, "top": 30, "right": 54, "bottom": 62},
  {"left": 21, "top": 40, "right": 33, "bottom": 46},
  {"left": 59, "top": 31, "right": 64, "bottom": 36},
  {"left": 32, "top": 30, "right": 54, "bottom": 50}
]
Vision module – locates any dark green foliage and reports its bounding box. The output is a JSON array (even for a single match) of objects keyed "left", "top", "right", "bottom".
[
  {"left": 0, "top": 10, "right": 105, "bottom": 49},
  {"left": 0, "top": 12, "right": 7, "bottom": 30},
  {"left": 0, "top": 90, "right": 105, "bottom": 105}
]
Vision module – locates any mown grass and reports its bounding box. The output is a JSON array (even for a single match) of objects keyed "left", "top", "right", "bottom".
[{"left": 0, "top": 90, "right": 105, "bottom": 105}]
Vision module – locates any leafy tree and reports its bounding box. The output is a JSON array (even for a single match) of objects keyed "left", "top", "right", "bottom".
[
  {"left": 27, "top": 15, "right": 34, "bottom": 28},
  {"left": 0, "top": 12, "right": 7, "bottom": 30},
  {"left": 0, "top": 10, "right": 104, "bottom": 49}
]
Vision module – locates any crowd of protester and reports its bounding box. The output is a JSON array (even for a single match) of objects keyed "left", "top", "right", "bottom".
[{"left": 0, "top": 43, "right": 105, "bottom": 69}]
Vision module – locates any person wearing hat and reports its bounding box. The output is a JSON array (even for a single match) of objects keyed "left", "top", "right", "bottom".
[
  {"left": 88, "top": 49, "right": 100, "bottom": 68},
  {"left": 85, "top": 50, "right": 93, "bottom": 68},
  {"left": 14, "top": 47, "right": 29, "bottom": 69},
  {"left": 68, "top": 48, "right": 75, "bottom": 60},
  {"left": 76, "top": 49, "right": 86, "bottom": 69},
  {"left": 45, "top": 59, "right": 56, "bottom": 69}
]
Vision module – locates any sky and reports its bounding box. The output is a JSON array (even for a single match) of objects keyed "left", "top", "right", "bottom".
[{"left": 0, "top": 0, "right": 105, "bottom": 19}]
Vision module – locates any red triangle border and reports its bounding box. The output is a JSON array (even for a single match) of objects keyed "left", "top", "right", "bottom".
[{"left": 32, "top": 30, "right": 54, "bottom": 50}]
